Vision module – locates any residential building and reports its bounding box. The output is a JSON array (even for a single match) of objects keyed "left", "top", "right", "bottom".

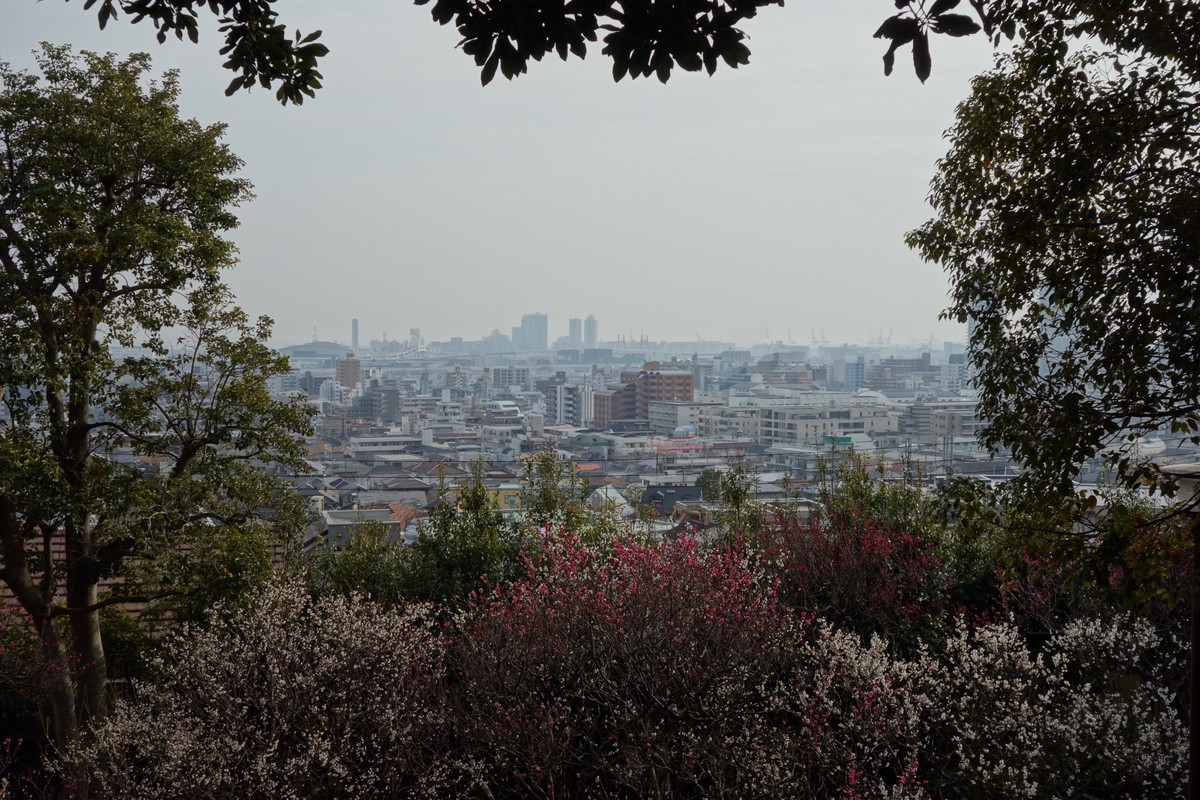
[
  {"left": 334, "top": 352, "right": 362, "bottom": 392},
  {"left": 592, "top": 384, "right": 637, "bottom": 430},
  {"left": 486, "top": 366, "right": 531, "bottom": 392},
  {"left": 647, "top": 401, "right": 722, "bottom": 435},
  {"left": 603, "top": 361, "right": 694, "bottom": 424},
  {"left": 546, "top": 383, "right": 594, "bottom": 427},
  {"left": 901, "top": 400, "right": 979, "bottom": 445},
  {"left": 758, "top": 405, "right": 898, "bottom": 446}
]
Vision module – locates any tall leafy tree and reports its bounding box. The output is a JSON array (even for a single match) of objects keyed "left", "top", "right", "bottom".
[
  {"left": 906, "top": 17, "right": 1200, "bottom": 793},
  {"left": 907, "top": 34, "right": 1199, "bottom": 499},
  {"left": 0, "top": 46, "right": 311, "bottom": 747}
]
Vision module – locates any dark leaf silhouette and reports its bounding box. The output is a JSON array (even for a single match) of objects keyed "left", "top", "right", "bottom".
[
  {"left": 929, "top": 0, "right": 961, "bottom": 15},
  {"left": 913, "top": 30, "right": 932, "bottom": 82},
  {"left": 933, "top": 13, "right": 983, "bottom": 37}
]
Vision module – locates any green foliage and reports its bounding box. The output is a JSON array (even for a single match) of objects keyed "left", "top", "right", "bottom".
[
  {"left": 517, "top": 450, "right": 638, "bottom": 547},
  {"left": 935, "top": 475, "right": 1192, "bottom": 639},
  {"left": 405, "top": 462, "right": 522, "bottom": 605},
  {"left": 309, "top": 521, "right": 413, "bottom": 607},
  {"left": 71, "top": 0, "right": 328, "bottom": 104},
  {"left": 63, "top": 0, "right": 1007, "bottom": 100},
  {"left": 816, "top": 452, "right": 939, "bottom": 538},
  {"left": 695, "top": 466, "right": 722, "bottom": 501},
  {"left": 873, "top": 0, "right": 983, "bottom": 83},
  {"left": 908, "top": 29, "right": 1200, "bottom": 504},
  {"left": 0, "top": 607, "right": 42, "bottom": 701},
  {"left": 143, "top": 522, "right": 280, "bottom": 625},
  {"left": 908, "top": 10, "right": 1200, "bottom": 646},
  {"left": 0, "top": 46, "right": 312, "bottom": 745},
  {"left": 98, "top": 607, "right": 161, "bottom": 688},
  {"left": 66, "top": 1, "right": 1198, "bottom": 101},
  {"left": 710, "top": 459, "right": 763, "bottom": 545},
  {"left": 982, "top": 0, "right": 1200, "bottom": 83},
  {"left": 519, "top": 451, "right": 589, "bottom": 532},
  {"left": 308, "top": 455, "right": 643, "bottom": 608}
]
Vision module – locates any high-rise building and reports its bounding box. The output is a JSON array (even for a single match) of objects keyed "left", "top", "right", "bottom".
[
  {"left": 594, "top": 361, "right": 694, "bottom": 429},
  {"left": 540, "top": 379, "right": 594, "bottom": 427},
  {"left": 351, "top": 318, "right": 359, "bottom": 352},
  {"left": 621, "top": 361, "right": 694, "bottom": 419},
  {"left": 486, "top": 366, "right": 532, "bottom": 391},
  {"left": 520, "top": 312, "right": 549, "bottom": 351},
  {"left": 334, "top": 352, "right": 362, "bottom": 391},
  {"left": 568, "top": 317, "right": 582, "bottom": 349},
  {"left": 844, "top": 356, "right": 865, "bottom": 391},
  {"left": 584, "top": 315, "right": 598, "bottom": 349}
]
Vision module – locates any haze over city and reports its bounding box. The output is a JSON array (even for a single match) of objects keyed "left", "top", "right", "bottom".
[{"left": 3, "top": 0, "right": 992, "bottom": 349}]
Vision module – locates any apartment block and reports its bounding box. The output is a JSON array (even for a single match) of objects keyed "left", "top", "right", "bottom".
[
  {"left": 647, "top": 401, "right": 722, "bottom": 435},
  {"left": 758, "top": 405, "right": 899, "bottom": 446}
]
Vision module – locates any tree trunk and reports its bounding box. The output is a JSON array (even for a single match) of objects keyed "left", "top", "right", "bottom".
[
  {"left": 37, "top": 618, "right": 79, "bottom": 752},
  {"left": 1, "top": 508, "right": 81, "bottom": 749},
  {"left": 67, "top": 579, "right": 108, "bottom": 728}
]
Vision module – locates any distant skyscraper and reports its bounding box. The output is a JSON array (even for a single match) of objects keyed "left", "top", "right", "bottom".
[
  {"left": 568, "top": 317, "right": 582, "bottom": 349},
  {"left": 584, "top": 315, "right": 598, "bottom": 349},
  {"left": 351, "top": 318, "right": 359, "bottom": 352},
  {"left": 521, "top": 312, "right": 549, "bottom": 351}
]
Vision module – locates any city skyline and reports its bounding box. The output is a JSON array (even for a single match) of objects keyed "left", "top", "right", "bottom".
[
  {"left": 298, "top": 312, "right": 964, "bottom": 353},
  {"left": 4, "top": 2, "right": 993, "bottom": 348}
]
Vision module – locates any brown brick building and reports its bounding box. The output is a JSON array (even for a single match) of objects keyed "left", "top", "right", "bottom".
[{"left": 593, "top": 362, "right": 694, "bottom": 430}]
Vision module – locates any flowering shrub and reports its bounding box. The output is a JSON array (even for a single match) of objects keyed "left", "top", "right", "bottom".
[
  {"left": 0, "top": 609, "right": 52, "bottom": 798},
  {"left": 785, "top": 623, "right": 930, "bottom": 800},
  {"left": 0, "top": 608, "right": 43, "bottom": 699},
  {"left": 912, "top": 614, "right": 1185, "bottom": 798},
  {"left": 450, "top": 534, "right": 805, "bottom": 798},
  {"left": 758, "top": 514, "right": 947, "bottom": 648},
  {"left": 449, "top": 533, "right": 948, "bottom": 799},
  {"left": 75, "top": 582, "right": 456, "bottom": 799},
  {"left": 51, "top": 543, "right": 1185, "bottom": 800},
  {"left": 996, "top": 518, "right": 1192, "bottom": 643}
]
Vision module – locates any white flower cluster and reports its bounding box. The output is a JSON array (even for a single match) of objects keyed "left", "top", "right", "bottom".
[
  {"left": 75, "top": 582, "right": 456, "bottom": 799},
  {"left": 909, "top": 613, "right": 1184, "bottom": 798},
  {"left": 770, "top": 614, "right": 1183, "bottom": 799}
]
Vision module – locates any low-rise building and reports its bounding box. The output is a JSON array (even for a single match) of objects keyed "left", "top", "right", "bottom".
[{"left": 647, "top": 400, "right": 723, "bottom": 435}]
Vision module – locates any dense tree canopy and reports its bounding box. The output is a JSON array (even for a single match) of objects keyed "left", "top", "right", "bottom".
[
  {"left": 907, "top": 16, "right": 1200, "bottom": 501},
  {"left": 0, "top": 45, "right": 311, "bottom": 747},
  {"left": 57, "top": 2, "right": 1200, "bottom": 106},
  {"left": 62, "top": 0, "right": 1003, "bottom": 101},
  {"left": 70, "top": 0, "right": 330, "bottom": 104}
]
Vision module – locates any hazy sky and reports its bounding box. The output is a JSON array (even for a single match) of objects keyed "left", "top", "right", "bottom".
[{"left": 4, "top": 1, "right": 993, "bottom": 349}]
